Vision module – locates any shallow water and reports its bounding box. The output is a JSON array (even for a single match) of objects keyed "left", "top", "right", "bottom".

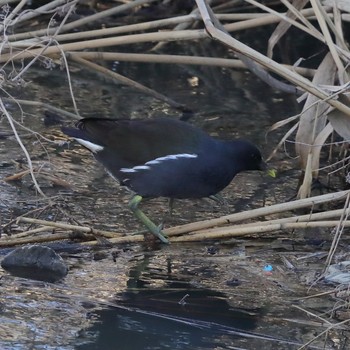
[
  {"left": 0, "top": 244, "right": 339, "bottom": 350},
  {"left": 0, "top": 41, "right": 347, "bottom": 349}
]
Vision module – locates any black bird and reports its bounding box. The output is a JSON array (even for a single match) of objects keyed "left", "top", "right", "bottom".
[{"left": 62, "top": 118, "right": 268, "bottom": 243}]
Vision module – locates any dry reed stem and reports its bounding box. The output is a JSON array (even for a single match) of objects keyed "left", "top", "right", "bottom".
[
  {"left": 0, "top": 232, "right": 75, "bottom": 247},
  {"left": 280, "top": 0, "right": 317, "bottom": 32},
  {"left": 0, "top": 30, "right": 206, "bottom": 63},
  {"left": 243, "top": 0, "right": 325, "bottom": 42},
  {"left": 325, "top": 192, "right": 350, "bottom": 269},
  {"left": 10, "top": 0, "right": 76, "bottom": 27},
  {"left": 84, "top": 234, "right": 145, "bottom": 245},
  {"left": 2, "top": 217, "right": 145, "bottom": 247},
  {"left": 70, "top": 51, "right": 316, "bottom": 77},
  {"left": 16, "top": 217, "right": 124, "bottom": 238},
  {"left": 171, "top": 221, "right": 350, "bottom": 243},
  {"left": 10, "top": 14, "right": 199, "bottom": 43},
  {"left": 3, "top": 4, "right": 349, "bottom": 114},
  {"left": 267, "top": 121, "right": 299, "bottom": 161},
  {"left": 186, "top": 207, "right": 350, "bottom": 234},
  {"left": 196, "top": 0, "right": 350, "bottom": 117},
  {"left": 224, "top": 7, "right": 325, "bottom": 32},
  {"left": 68, "top": 53, "right": 186, "bottom": 110},
  {"left": 1, "top": 7, "right": 339, "bottom": 57},
  {"left": 164, "top": 190, "right": 350, "bottom": 235},
  {"left": 8, "top": 0, "right": 159, "bottom": 41},
  {"left": 5, "top": 196, "right": 349, "bottom": 246},
  {"left": 0, "top": 0, "right": 27, "bottom": 32},
  {"left": 7, "top": 7, "right": 320, "bottom": 44},
  {"left": 11, "top": 226, "right": 54, "bottom": 238},
  {"left": 309, "top": 0, "right": 348, "bottom": 82}
]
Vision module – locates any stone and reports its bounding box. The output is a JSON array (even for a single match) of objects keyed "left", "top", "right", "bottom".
[{"left": 1, "top": 245, "right": 68, "bottom": 282}]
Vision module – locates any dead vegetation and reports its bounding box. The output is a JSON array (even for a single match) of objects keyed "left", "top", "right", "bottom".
[
  {"left": 0, "top": 1, "right": 350, "bottom": 263},
  {"left": 1, "top": 1, "right": 350, "bottom": 346}
]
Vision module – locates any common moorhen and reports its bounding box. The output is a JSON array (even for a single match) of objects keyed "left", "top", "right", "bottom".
[{"left": 62, "top": 118, "right": 268, "bottom": 243}]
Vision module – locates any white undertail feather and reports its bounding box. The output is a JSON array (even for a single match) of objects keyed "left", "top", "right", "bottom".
[
  {"left": 120, "top": 153, "right": 198, "bottom": 173},
  {"left": 75, "top": 138, "right": 104, "bottom": 153}
]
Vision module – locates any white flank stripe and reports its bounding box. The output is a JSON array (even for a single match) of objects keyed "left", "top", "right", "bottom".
[
  {"left": 145, "top": 159, "right": 160, "bottom": 165},
  {"left": 120, "top": 166, "right": 150, "bottom": 173},
  {"left": 120, "top": 153, "right": 197, "bottom": 173},
  {"left": 120, "top": 168, "right": 136, "bottom": 173},
  {"left": 145, "top": 153, "right": 197, "bottom": 165},
  {"left": 133, "top": 165, "right": 150, "bottom": 171},
  {"left": 75, "top": 138, "right": 104, "bottom": 153}
]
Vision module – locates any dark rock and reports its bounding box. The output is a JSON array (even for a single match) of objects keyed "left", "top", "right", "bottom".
[{"left": 1, "top": 245, "right": 68, "bottom": 282}]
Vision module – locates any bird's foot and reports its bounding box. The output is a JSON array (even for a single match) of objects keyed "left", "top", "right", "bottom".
[{"left": 129, "top": 195, "right": 169, "bottom": 244}]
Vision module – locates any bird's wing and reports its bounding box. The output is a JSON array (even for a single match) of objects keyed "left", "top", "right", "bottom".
[{"left": 64, "top": 118, "right": 209, "bottom": 166}]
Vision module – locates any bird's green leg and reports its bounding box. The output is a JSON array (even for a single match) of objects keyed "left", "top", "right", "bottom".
[{"left": 129, "top": 195, "right": 169, "bottom": 244}]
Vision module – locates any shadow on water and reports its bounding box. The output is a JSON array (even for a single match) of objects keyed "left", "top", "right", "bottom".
[
  {"left": 0, "top": 240, "right": 338, "bottom": 349},
  {"left": 73, "top": 253, "right": 312, "bottom": 350},
  {"left": 77, "top": 284, "right": 261, "bottom": 350}
]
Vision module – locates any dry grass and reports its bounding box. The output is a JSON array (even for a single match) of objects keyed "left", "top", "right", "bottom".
[
  {"left": 0, "top": 0, "right": 349, "bottom": 259},
  {"left": 1, "top": 3, "right": 350, "bottom": 344}
]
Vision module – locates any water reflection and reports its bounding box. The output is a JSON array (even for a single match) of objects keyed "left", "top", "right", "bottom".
[
  {"left": 0, "top": 241, "right": 337, "bottom": 349},
  {"left": 73, "top": 253, "right": 308, "bottom": 350},
  {"left": 76, "top": 295, "right": 259, "bottom": 350},
  {"left": 76, "top": 258, "right": 263, "bottom": 350}
]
